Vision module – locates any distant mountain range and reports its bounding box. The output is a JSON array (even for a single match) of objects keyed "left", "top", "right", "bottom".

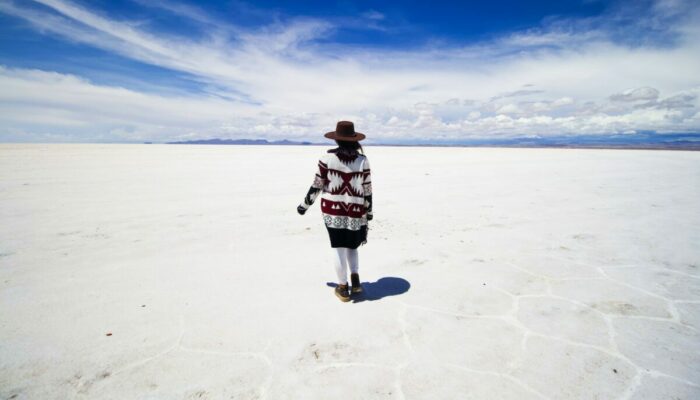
[
  {"left": 163, "top": 133, "right": 700, "bottom": 150},
  {"left": 166, "top": 138, "right": 315, "bottom": 145},
  {"left": 401, "top": 133, "right": 700, "bottom": 150}
]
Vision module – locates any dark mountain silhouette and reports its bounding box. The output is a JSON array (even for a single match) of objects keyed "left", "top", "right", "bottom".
[
  {"left": 166, "top": 138, "right": 316, "bottom": 145},
  {"left": 163, "top": 132, "right": 700, "bottom": 150}
]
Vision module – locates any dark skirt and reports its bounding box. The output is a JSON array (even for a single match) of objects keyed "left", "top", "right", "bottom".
[{"left": 326, "top": 225, "right": 368, "bottom": 249}]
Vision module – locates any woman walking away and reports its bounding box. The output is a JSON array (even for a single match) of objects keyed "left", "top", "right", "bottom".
[{"left": 297, "top": 121, "right": 373, "bottom": 302}]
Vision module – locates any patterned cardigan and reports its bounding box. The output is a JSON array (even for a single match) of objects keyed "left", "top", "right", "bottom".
[{"left": 298, "top": 148, "right": 372, "bottom": 230}]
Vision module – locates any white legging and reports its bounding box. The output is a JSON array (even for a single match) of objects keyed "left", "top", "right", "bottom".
[{"left": 332, "top": 247, "right": 359, "bottom": 285}]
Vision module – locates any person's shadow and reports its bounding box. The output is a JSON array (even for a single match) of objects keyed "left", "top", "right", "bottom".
[{"left": 326, "top": 277, "right": 410, "bottom": 303}]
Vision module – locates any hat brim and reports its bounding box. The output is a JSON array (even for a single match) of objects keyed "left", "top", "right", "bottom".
[{"left": 324, "top": 131, "right": 366, "bottom": 141}]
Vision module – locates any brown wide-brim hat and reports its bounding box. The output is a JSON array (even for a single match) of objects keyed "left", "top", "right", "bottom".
[{"left": 324, "top": 120, "right": 366, "bottom": 141}]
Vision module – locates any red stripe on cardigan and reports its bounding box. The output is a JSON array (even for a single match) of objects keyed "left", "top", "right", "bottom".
[{"left": 321, "top": 199, "right": 365, "bottom": 218}]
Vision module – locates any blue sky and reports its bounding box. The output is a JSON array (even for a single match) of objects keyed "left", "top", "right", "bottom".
[{"left": 0, "top": 0, "right": 699, "bottom": 143}]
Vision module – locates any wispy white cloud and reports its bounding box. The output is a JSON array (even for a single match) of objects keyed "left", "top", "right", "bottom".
[
  {"left": 0, "top": 66, "right": 248, "bottom": 141},
  {"left": 0, "top": 0, "right": 699, "bottom": 142},
  {"left": 361, "top": 9, "right": 385, "bottom": 21},
  {"left": 610, "top": 87, "right": 660, "bottom": 102},
  {"left": 130, "top": 0, "right": 221, "bottom": 27}
]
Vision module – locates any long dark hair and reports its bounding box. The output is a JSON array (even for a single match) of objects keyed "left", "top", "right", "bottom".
[{"left": 334, "top": 139, "right": 364, "bottom": 154}]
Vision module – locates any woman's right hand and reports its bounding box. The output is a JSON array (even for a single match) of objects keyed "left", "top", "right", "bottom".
[{"left": 297, "top": 205, "right": 306, "bottom": 215}]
